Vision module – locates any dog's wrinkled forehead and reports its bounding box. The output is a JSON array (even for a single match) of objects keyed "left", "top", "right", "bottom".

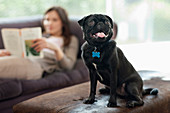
[{"left": 78, "top": 14, "right": 113, "bottom": 28}]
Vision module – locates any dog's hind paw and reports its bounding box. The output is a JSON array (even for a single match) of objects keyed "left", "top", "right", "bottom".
[
  {"left": 150, "top": 88, "right": 159, "bottom": 95},
  {"left": 99, "top": 87, "right": 110, "bottom": 94},
  {"left": 126, "top": 100, "right": 144, "bottom": 108},
  {"left": 126, "top": 101, "right": 135, "bottom": 108},
  {"left": 107, "top": 102, "right": 117, "bottom": 107},
  {"left": 83, "top": 98, "right": 96, "bottom": 104}
]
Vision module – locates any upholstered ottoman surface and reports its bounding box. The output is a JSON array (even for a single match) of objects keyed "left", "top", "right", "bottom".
[{"left": 13, "top": 78, "right": 170, "bottom": 113}]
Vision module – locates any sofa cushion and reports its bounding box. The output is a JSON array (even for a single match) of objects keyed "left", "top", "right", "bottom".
[
  {"left": 21, "top": 59, "right": 89, "bottom": 95},
  {"left": 0, "top": 60, "right": 88, "bottom": 101},
  {"left": 69, "top": 19, "right": 84, "bottom": 58},
  {"left": 0, "top": 79, "right": 22, "bottom": 101},
  {"left": 13, "top": 79, "right": 170, "bottom": 113}
]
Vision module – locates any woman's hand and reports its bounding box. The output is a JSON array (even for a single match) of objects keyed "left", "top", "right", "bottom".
[
  {"left": 31, "top": 38, "right": 47, "bottom": 52},
  {"left": 31, "top": 38, "right": 64, "bottom": 60},
  {"left": 31, "top": 38, "right": 60, "bottom": 52},
  {"left": 31, "top": 38, "right": 58, "bottom": 52},
  {"left": 0, "top": 49, "right": 11, "bottom": 57}
]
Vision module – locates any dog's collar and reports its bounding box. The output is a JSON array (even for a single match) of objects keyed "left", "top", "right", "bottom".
[
  {"left": 94, "top": 47, "right": 97, "bottom": 52},
  {"left": 94, "top": 40, "right": 110, "bottom": 49}
]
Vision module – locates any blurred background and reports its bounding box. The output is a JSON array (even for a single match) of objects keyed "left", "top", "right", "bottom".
[
  {"left": 0, "top": 0, "right": 170, "bottom": 44},
  {"left": 0, "top": 0, "right": 170, "bottom": 78}
]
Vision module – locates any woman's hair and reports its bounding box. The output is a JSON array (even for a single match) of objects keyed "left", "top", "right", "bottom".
[{"left": 42, "top": 6, "right": 72, "bottom": 46}]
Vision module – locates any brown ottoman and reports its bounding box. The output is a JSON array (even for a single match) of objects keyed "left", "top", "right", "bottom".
[{"left": 13, "top": 79, "right": 170, "bottom": 113}]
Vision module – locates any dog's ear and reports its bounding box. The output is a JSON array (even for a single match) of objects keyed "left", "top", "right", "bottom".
[
  {"left": 105, "top": 15, "right": 114, "bottom": 28},
  {"left": 78, "top": 17, "right": 85, "bottom": 27},
  {"left": 78, "top": 15, "right": 92, "bottom": 27}
]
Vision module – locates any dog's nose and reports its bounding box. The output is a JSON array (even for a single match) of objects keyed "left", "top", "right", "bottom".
[
  {"left": 97, "top": 25, "right": 101, "bottom": 30},
  {"left": 97, "top": 22, "right": 104, "bottom": 30}
]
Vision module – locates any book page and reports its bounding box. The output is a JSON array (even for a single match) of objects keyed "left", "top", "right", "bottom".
[
  {"left": 21, "top": 27, "right": 43, "bottom": 58},
  {"left": 1, "top": 29, "right": 23, "bottom": 57}
]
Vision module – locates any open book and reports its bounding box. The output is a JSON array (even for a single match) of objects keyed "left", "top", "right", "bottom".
[{"left": 1, "top": 27, "right": 43, "bottom": 58}]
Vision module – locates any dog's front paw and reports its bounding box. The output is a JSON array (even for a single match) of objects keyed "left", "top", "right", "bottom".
[
  {"left": 107, "top": 102, "right": 117, "bottom": 107},
  {"left": 83, "top": 98, "right": 96, "bottom": 104}
]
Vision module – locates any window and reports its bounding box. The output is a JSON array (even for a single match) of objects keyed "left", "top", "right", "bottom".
[
  {"left": 111, "top": 0, "right": 170, "bottom": 43},
  {"left": 0, "top": 0, "right": 169, "bottom": 43},
  {"left": 0, "top": 0, "right": 106, "bottom": 18}
]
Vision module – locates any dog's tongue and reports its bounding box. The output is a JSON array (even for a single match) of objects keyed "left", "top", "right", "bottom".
[{"left": 96, "top": 32, "right": 105, "bottom": 38}]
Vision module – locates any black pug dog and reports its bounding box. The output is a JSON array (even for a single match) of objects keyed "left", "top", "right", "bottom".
[{"left": 78, "top": 14, "right": 158, "bottom": 108}]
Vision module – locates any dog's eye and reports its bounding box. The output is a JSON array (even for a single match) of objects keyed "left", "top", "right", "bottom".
[
  {"left": 88, "top": 20, "right": 95, "bottom": 26},
  {"left": 105, "top": 20, "right": 109, "bottom": 25}
]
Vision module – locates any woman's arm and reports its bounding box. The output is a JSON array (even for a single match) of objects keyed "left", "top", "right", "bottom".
[
  {"left": 58, "top": 36, "right": 79, "bottom": 70},
  {"left": 31, "top": 36, "right": 79, "bottom": 70}
]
